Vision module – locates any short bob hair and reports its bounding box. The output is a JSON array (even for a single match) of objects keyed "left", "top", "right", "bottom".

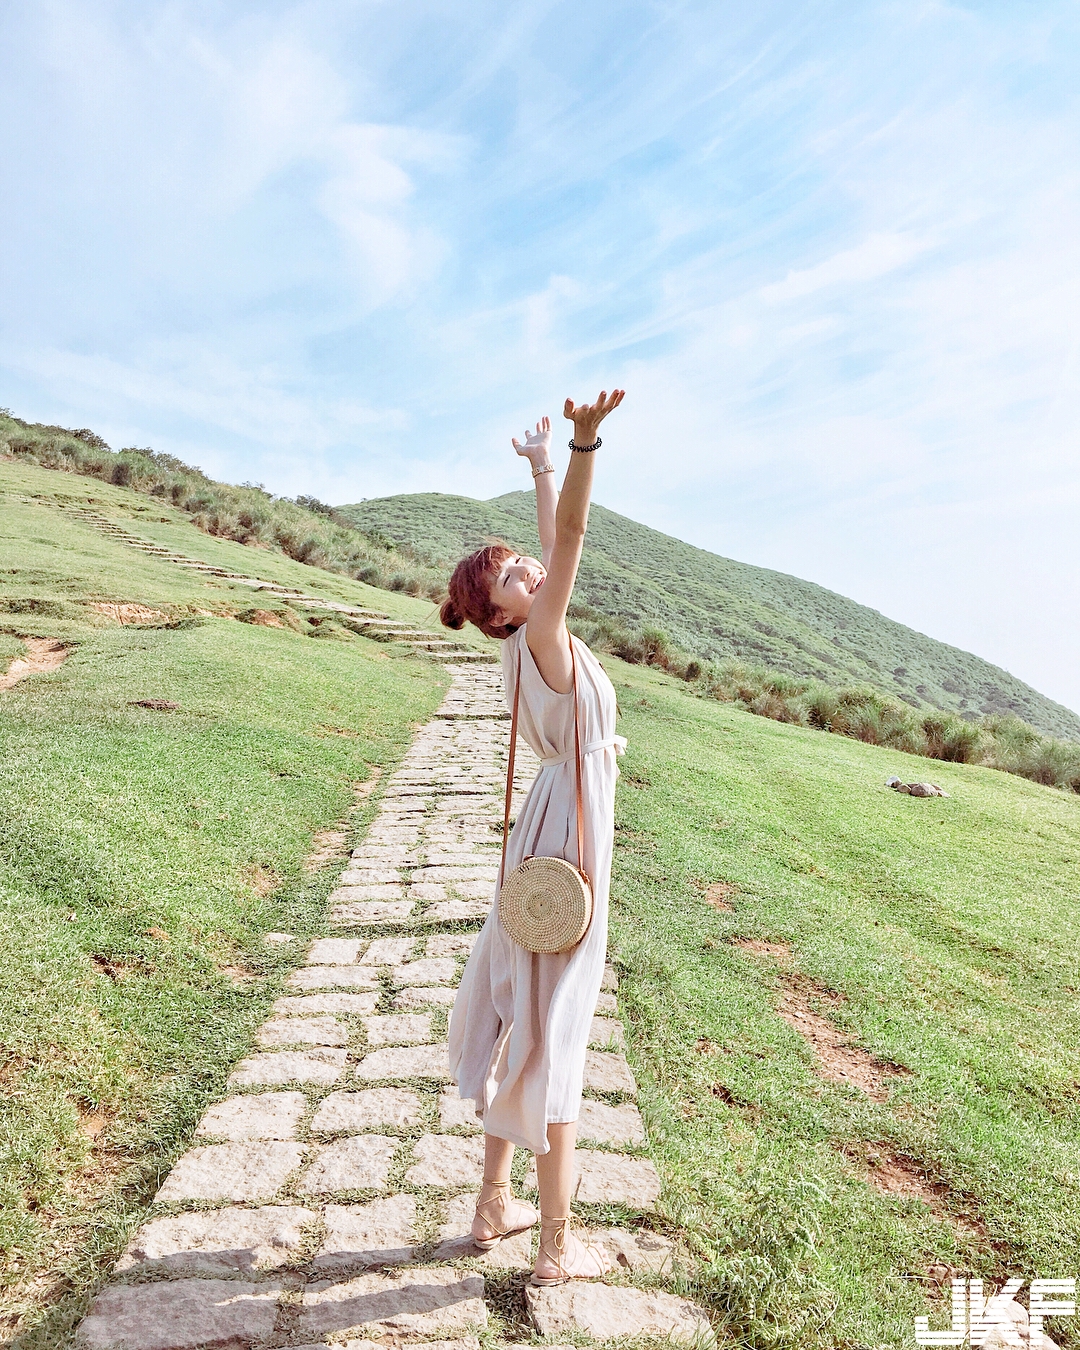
[{"left": 440, "top": 542, "right": 519, "bottom": 640}]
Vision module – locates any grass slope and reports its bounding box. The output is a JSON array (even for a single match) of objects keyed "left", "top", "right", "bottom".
[
  {"left": 609, "top": 658, "right": 1080, "bottom": 1346},
  {"left": 0, "top": 464, "right": 449, "bottom": 1341},
  {"left": 340, "top": 490, "right": 1080, "bottom": 741}
]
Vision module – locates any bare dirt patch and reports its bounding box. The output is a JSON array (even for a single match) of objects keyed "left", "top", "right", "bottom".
[
  {"left": 733, "top": 938, "right": 911, "bottom": 1101},
  {"left": 242, "top": 863, "right": 282, "bottom": 897},
  {"left": 91, "top": 602, "right": 169, "bottom": 625},
  {"left": 128, "top": 698, "right": 180, "bottom": 711},
  {"left": 704, "top": 882, "right": 737, "bottom": 911},
  {"left": 304, "top": 769, "right": 383, "bottom": 872},
  {"left": 239, "top": 608, "right": 286, "bottom": 628},
  {"left": 0, "top": 637, "right": 71, "bottom": 690},
  {"left": 842, "top": 1142, "right": 987, "bottom": 1237}
]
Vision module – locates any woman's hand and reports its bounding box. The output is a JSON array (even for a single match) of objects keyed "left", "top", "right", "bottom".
[
  {"left": 563, "top": 389, "right": 625, "bottom": 443},
  {"left": 512, "top": 417, "right": 552, "bottom": 465}
]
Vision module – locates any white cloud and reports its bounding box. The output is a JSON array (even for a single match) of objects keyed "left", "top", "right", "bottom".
[{"left": 759, "top": 232, "right": 931, "bottom": 304}]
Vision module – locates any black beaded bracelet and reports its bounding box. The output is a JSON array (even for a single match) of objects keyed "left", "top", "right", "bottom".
[{"left": 569, "top": 437, "right": 602, "bottom": 452}]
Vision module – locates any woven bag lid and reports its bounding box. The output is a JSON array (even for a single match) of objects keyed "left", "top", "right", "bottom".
[{"left": 499, "top": 855, "right": 592, "bottom": 954}]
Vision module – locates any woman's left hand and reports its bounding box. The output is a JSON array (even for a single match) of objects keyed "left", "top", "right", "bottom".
[{"left": 512, "top": 417, "right": 552, "bottom": 464}]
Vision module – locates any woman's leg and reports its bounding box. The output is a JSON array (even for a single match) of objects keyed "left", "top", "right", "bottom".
[
  {"left": 533, "top": 1122, "right": 611, "bottom": 1281},
  {"left": 472, "top": 1133, "right": 538, "bottom": 1245}
]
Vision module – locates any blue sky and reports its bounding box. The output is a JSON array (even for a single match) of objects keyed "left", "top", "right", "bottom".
[{"left": 2, "top": 1, "right": 1079, "bottom": 714}]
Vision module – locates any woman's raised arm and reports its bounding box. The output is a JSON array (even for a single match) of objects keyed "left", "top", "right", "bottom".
[
  {"left": 512, "top": 418, "right": 557, "bottom": 568},
  {"left": 525, "top": 390, "right": 624, "bottom": 692}
]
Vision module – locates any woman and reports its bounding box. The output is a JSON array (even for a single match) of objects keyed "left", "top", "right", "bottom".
[{"left": 440, "top": 389, "right": 625, "bottom": 1286}]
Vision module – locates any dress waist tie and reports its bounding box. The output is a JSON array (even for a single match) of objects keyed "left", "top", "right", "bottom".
[{"left": 538, "top": 734, "right": 627, "bottom": 768}]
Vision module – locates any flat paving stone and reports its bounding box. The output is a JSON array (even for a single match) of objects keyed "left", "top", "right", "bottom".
[
  {"left": 394, "top": 986, "right": 457, "bottom": 1010},
  {"left": 602, "top": 963, "right": 618, "bottom": 990},
  {"left": 257, "top": 1016, "right": 349, "bottom": 1047},
  {"left": 408, "top": 882, "right": 446, "bottom": 901},
  {"left": 195, "top": 1092, "right": 307, "bottom": 1142},
  {"left": 583, "top": 1049, "right": 637, "bottom": 1096},
  {"left": 229, "top": 1048, "right": 347, "bottom": 1086},
  {"left": 299, "top": 1136, "right": 399, "bottom": 1194},
  {"left": 578, "top": 1099, "right": 646, "bottom": 1147},
  {"left": 576, "top": 1152, "right": 662, "bottom": 1207},
  {"left": 273, "top": 992, "right": 379, "bottom": 1016},
  {"left": 307, "top": 938, "right": 364, "bottom": 964},
  {"left": 426, "top": 934, "right": 477, "bottom": 957},
  {"left": 392, "top": 959, "right": 457, "bottom": 986},
  {"left": 429, "top": 898, "right": 490, "bottom": 920},
  {"left": 363, "top": 1014, "right": 433, "bottom": 1046},
  {"left": 360, "top": 936, "right": 416, "bottom": 965},
  {"left": 352, "top": 848, "right": 419, "bottom": 864},
  {"left": 588, "top": 1017, "right": 625, "bottom": 1049},
  {"left": 156, "top": 1142, "right": 304, "bottom": 1203},
  {"left": 331, "top": 883, "right": 406, "bottom": 901},
  {"left": 595, "top": 991, "right": 618, "bottom": 1015},
  {"left": 331, "top": 901, "right": 416, "bottom": 926},
  {"left": 405, "top": 1134, "right": 485, "bottom": 1187},
  {"left": 311, "top": 1089, "right": 423, "bottom": 1133},
  {"left": 287, "top": 966, "right": 381, "bottom": 991},
  {"left": 337, "top": 868, "right": 403, "bottom": 885},
  {"left": 434, "top": 1193, "right": 533, "bottom": 1270},
  {"left": 314, "top": 1196, "right": 417, "bottom": 1272},
  {"left": 525, "top": 1282, "right": 709, "bottom": 1344},
  {"left": 412, "top": 866, "right": 497, "bottom": 882},
  {"left": 116, "top": 1205, "right": 316, "bottom": 1275},
  {"left": 588, "top": 1226, "right": 675, "bottom": 1274},
  {"left": 355, "top": 1044, "right": 451, "bottom": 1082},
  {"left": 77, "top": 1279, "right": 282, "bottom": 1350},
  {"left": 298, "top": 1267, "right": 487, "bottom": 1341},
  {"left": 438, "top": 1089, "right": 481, "bottom": 1131}
]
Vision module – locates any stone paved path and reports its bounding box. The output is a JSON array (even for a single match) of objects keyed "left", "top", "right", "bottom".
[{"left": 75, "top": 665, "right": 709, "bottom": 1350}]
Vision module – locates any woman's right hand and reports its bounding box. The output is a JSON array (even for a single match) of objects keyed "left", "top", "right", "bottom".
[
  {"left": 563, "top": 389, "right": 625, "bottom": 443},
  {"left": 512, "top": 417, "right": 552, "bottom": 464}
]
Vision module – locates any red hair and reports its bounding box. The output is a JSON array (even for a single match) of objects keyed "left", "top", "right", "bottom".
[{"left": 440, "top": 543, "right": 518, "bottom": 640}]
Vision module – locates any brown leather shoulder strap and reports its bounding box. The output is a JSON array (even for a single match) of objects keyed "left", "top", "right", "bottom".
[{"left": 499, "top": 647, "right": 522, "bottom": 890}]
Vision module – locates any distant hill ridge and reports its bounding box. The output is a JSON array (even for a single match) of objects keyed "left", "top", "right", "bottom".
[{"left": 338, "top": 491, "right": 1080, "bottom": 742}]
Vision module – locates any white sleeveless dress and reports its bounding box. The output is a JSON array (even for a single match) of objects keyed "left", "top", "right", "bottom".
[{"left": 447, "top": 626, "right": 625, "bottom": 1155}]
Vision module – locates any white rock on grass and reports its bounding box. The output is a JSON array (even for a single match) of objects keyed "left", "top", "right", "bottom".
[
  {"left": 363, "top": 1015, "right": 432, "bottom": 1047},
  {"left": 405, "top": 1135, "right": 485, "bottom": 1187},
  {"left": 273, "top": 993, "right": 379, "bottom": 1017},
  {"left": 583, "top": 1050, "right": 636, "bottom": 1096},
  {"left": 155, "top": 1143, "right": 305, "bottom": 1204},
  {"left": 394, "top": 987, "right": 457, "bottom": 1010},
  {"left": 307, "top": 938, "right": 364, "bottom": 965},
  {"left": 299, "top": 1136, "right": 399, "bottom": 1194},
  {"left": 578, "top": 1099, "right": 646, "bottom": 1147},
  {"left": 298, "top": 1268, "right": 488, "bottom": 1341},
  {"left": 392, "top": 959, "right": 457, "bottom": 987},
  {"left": 525, "top": 1282, "right": 708, "bottom": 1344},
  {"left": 361, "top": 937, "right": 416, "bottom": 965},
  {"left": 331, "top": 901, "right": 415, "bottom": 927},
  {"left": 229, "top": 1049, "right": 347, "bottom": 1087},
  {"left": 426, "top": 934, "right": 477, "bottom": 958},
  {"left": 313, "top": 1196, "right": 417, "bottom": 1272},
  {"left": 116, "top": 1206, "right": 316, "bottom": 1275},
  {"left": 355, "top": 1044, "right": 451, "bottom": 1082},
  {"left": 287, "top": 967, "right": 381, "bottom": 991},
  {"left": 76, "top": 1279, "right": 283, "bottom": 1350},
  {"left": 438, "top": 1089, "right": 481, "bottom": 1132},
  {"left": 311, "top": 1089, "right": 423, "bottom": 1133},
  {"left": 257, "top": 1017, "right": 349, "bottom": 1047},
  {"left": 195, "top": 1092, "right": 307, "bottom": 1142}
]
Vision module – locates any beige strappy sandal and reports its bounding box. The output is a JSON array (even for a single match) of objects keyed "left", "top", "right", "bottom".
[
  {"left": 529, "top": 1214, "right": 612, "bottom": 1286},
  {"left": 471, "top": 1177, "right": 539, "bottom": 1252}
]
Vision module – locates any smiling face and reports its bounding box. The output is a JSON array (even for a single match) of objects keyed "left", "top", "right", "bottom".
[{"left": 489, "top": 553, "right": 546, "bottom": 628}]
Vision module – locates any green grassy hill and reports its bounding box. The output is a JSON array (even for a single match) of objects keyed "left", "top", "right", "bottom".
[
  {"left": 4, "top": 456, "right": 1080, "bottom": 1347},
  {"left": 339, "top": 491, "right": 1080, "bottom": 741}
]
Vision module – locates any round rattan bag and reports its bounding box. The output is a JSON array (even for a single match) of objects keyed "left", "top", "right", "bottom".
[
  {"left": 496, "top": 645, "right": 594, "bottom": 956},
  {"left": 499, "top": 855, "right": 592, "bottom": 954}
]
